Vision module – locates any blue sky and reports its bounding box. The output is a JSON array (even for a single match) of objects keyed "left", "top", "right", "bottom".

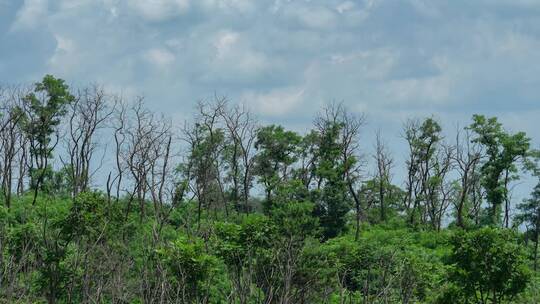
[{"left": 1, "top": 0, "right": 539, "bottom": 167}]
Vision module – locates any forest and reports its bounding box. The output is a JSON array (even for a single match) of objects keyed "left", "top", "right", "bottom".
[{"left": 0, "top": 75, "right": 539, "bottom": 303}]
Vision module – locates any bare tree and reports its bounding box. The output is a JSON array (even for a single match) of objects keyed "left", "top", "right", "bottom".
[
  {"left": 0, "top": 87, "right": 27, "bottom": 207},
  {"left": 425, "top": 143, "right": 455, "bottom": 230},
  {"left": 146, "top": 124, "right": 175, "bottom": 227},
  {"left": 452, "top": 128, "right": 481, "bottom": 228},
  {"left": 106, "top": 96, "right": 128, "bottom": 204},
  {"left": 61, "top": 85, "right": 114, "bottom": 197},
  {"left": 122, "top": 99, "right": 173, "bottom": 221},
  {"left": 220, "top": 102, "right": 258, "bottom": 213},
  {"left": 373, "top": 129, "right": 394, "bottom": 223}
]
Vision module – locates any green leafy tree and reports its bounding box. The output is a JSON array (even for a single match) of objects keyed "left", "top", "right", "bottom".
[
  {"left": 403, "top": 117, "right": 448, "bottom": 228},
  {"left": 361, "top": 178, "right": 406, "bottom": 224},
  {"left": 448, "top": 227, "right": 530, "bottom": 303},
  {"left": 214, "top": 215, "right": 275, "bottom": 303},
  {"left": 182, "top": 119, "right": 226, "bottom": 225},
  {"left": 254, "top": 125, "right": 301, "bottom": 210},
  {"left": 32, "top": 198, "right": 73, "bottom": 304},
  {"left": 157, "top": 235, "right": 218, "bottom": 303},
  {"left": 311, "top": 120, "right": 352, "bottom": 239},
  {"left": 264, "top": 180, "right": 319, "bottom": 303},
  {"left": 516, "top": 182, "right": 540, "bottom": 271},
  {"left": 18, "top": 75, "right": 75, "bottom": 204},
  {"left": 323, "top": 230, "right": 444, "bottom": 304},
  {"left": 468, "top": 115, "right": 530, "bottom": 226}
]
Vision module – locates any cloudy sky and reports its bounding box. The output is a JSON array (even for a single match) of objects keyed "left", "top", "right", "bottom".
[{"left": 1, "top": 0, "right": 540, "bottom": 154}]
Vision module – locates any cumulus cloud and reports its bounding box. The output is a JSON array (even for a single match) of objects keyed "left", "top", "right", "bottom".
[
  {"left": 243, "top": 86, "right": 306, "bottom": 117},
  {"left": 2, "top": 0, "right": 540, "bottom": 205},
  {"left": 47, "top": 34, "right": 75, "bottom": 71},
  {"left": 193, "top": 30, "right": 273, "bottom": 85},
  {"left": 1, "top": 0, "right": 540, "bottom": 144},
  {"left": 282, "top": 4, "right": 338, "bottom": 30},
  {"left": 336, "top": 1, "right": 355, "bottom": 14},
  {"left": 199, "top": 0, "right": 255, "bottom": 13},
  {"left": 211, "top": 30, "right": 268, "bottom": 72},
  {"left": 128, "top": 0, "right": 190, "bottom": 22},
  {"left": 10, "top": 0, "right": 48, "bottom": 31},
  {"left": 144, "top": 48, "right": 176, "bottom": 67}
]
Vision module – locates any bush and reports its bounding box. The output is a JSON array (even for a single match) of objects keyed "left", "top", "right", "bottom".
[{"left": 447, "top": 227, "right": 531, "bottom": 303}]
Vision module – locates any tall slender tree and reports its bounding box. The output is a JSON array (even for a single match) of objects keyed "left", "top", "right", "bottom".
[
  {"left": 468, "top": 115, "right": 530, "bottom": 226},
  {"left": 17, "top": 75, "right": 75, "bottom": 204}
]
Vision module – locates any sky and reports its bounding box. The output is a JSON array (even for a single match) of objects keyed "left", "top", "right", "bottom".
[{"left": 1, "top": 0, "right": 540, "bottom": 182}]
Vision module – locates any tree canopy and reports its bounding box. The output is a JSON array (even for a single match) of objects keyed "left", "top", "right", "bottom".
[{"left": 0, "top": 76, "right": 539, "bottom": 303}]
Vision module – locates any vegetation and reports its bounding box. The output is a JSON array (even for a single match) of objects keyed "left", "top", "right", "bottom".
[{"left": 0, "top": 75, "right": 539, "bottom": 303}]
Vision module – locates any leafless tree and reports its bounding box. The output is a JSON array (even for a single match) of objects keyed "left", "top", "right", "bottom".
[
  {"left": 0, "top": 87, "right": 27, "bottom": 207},
  {"left": 452, "top": 128, "right": 481, "bottom": 228},
  {"left": 106, "top": 96, "right": 128, "bottom": 204},
  {"left": 373, "top": 129, "right": 394, "bottom": 223},
  {"left": 219, "top": 102, "right": 258, "bottom": 213},
  {"left": 61, "top": 85, "right": 114, "bottom": 197},
  {"left": 121, "top": 98, "right": 173, "bottom": 221},
  {"left": 426, "top": 143, "right": 455, "bottom": 230}
]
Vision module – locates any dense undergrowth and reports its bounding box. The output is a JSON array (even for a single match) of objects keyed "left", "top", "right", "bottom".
[{"left": 0, "top": 193, "right": 539, "bottom": 303}]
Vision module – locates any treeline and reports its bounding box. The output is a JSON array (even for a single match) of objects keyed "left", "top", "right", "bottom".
[{"left": 1, "top": 75, "right": 540, "bottom": 303}]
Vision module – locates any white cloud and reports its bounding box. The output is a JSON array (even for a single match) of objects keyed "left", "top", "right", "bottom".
[
  {"left": 409, "top": 0, "right": 441, "bottom": 18},
  {"left": 382, "top": 75, "right": 453, "bottom": 106},
  {"left": 328, "top": 48, "right": 397, "bottom": 80},
  {"left": 47, "top": 34, "right": 84, "bottom": 77},
  {"left": 4, "top": 0, "right": 540, "bottom": 199},
  {"left": 243, "top": 87, "right": 306, "bottom": 117},
  {"left": 336, "top": 1, "right": 355, "bottom": 14},
  {"left": 109, "top": 6, "right": 118, "bottom": 18},
  {"left": 212, "top": 30, "right": 268, "bottom": 71},
  {"left": 10, "top": 0, "right": 48, "bottom": 31},
  {"left": 56, "top": 0, "right": 94, "bottom": 10},
  {"left": 144, "top": 48, "right": 176, "bottom": 67},
  {"left": 128, "top": 0, "right": 190, "bottom": 22},
  {"left": 291, "top": 5, "right": 337, "bottom": 29},
  {"left": 47, "top": 34, "right": 78, "bottom": 74},
  {"left": 54, "top": 34, "right": 74, "bottom": 52},
  {"left": 214, "top": 31, "right": 240, "bottom": 59},
  {"left": 4, "top": 0, "right": 540, "bottom": 145},
  {"left": 195, "top": 30, "right": 271, "bottom": 84},
  {"left": 495, "top": 31, "right": 540, "bottom": 57},
  {"left": 200, "top": 0, "right": 255, "bottom": 13}
]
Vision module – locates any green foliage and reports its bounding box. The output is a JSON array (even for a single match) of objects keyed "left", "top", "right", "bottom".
[
  {"left": 157, "top": 235, "right": 218, "bottom": 302},
  {"left": 448, "top": 227, "right": 531, "bottom": 303},
  {"left": 19, "top": 75, "right": 74, "bottom": 150},
  {"left": 311, "top": 121, "right": 353, "bottom": 239},
  {"left": 516, "top": 182, "right": 540, "bottom": 269},
  {"left": 1, "top": 186, "right": 537, "bottom": 303},
  {"left": 214, "top": 214, "right": 274, "bottom": 266},
  {"left": 469, "top": 115, "right": 531, "bottom": 225},
  {"left": 2, "top": 76, "right": 540, "bottom": 303},
  {"left": 322, "top": 227, "right": 448, "bottom": 303},
  {"left": 254, "top": 125, "right": 302, "bottom": 207},
  {"left": 360, "top": 178, "right": 405, "bottom": 224},
  {"left": 270, "top": 179, "right": 319, "bottom": 238}
]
